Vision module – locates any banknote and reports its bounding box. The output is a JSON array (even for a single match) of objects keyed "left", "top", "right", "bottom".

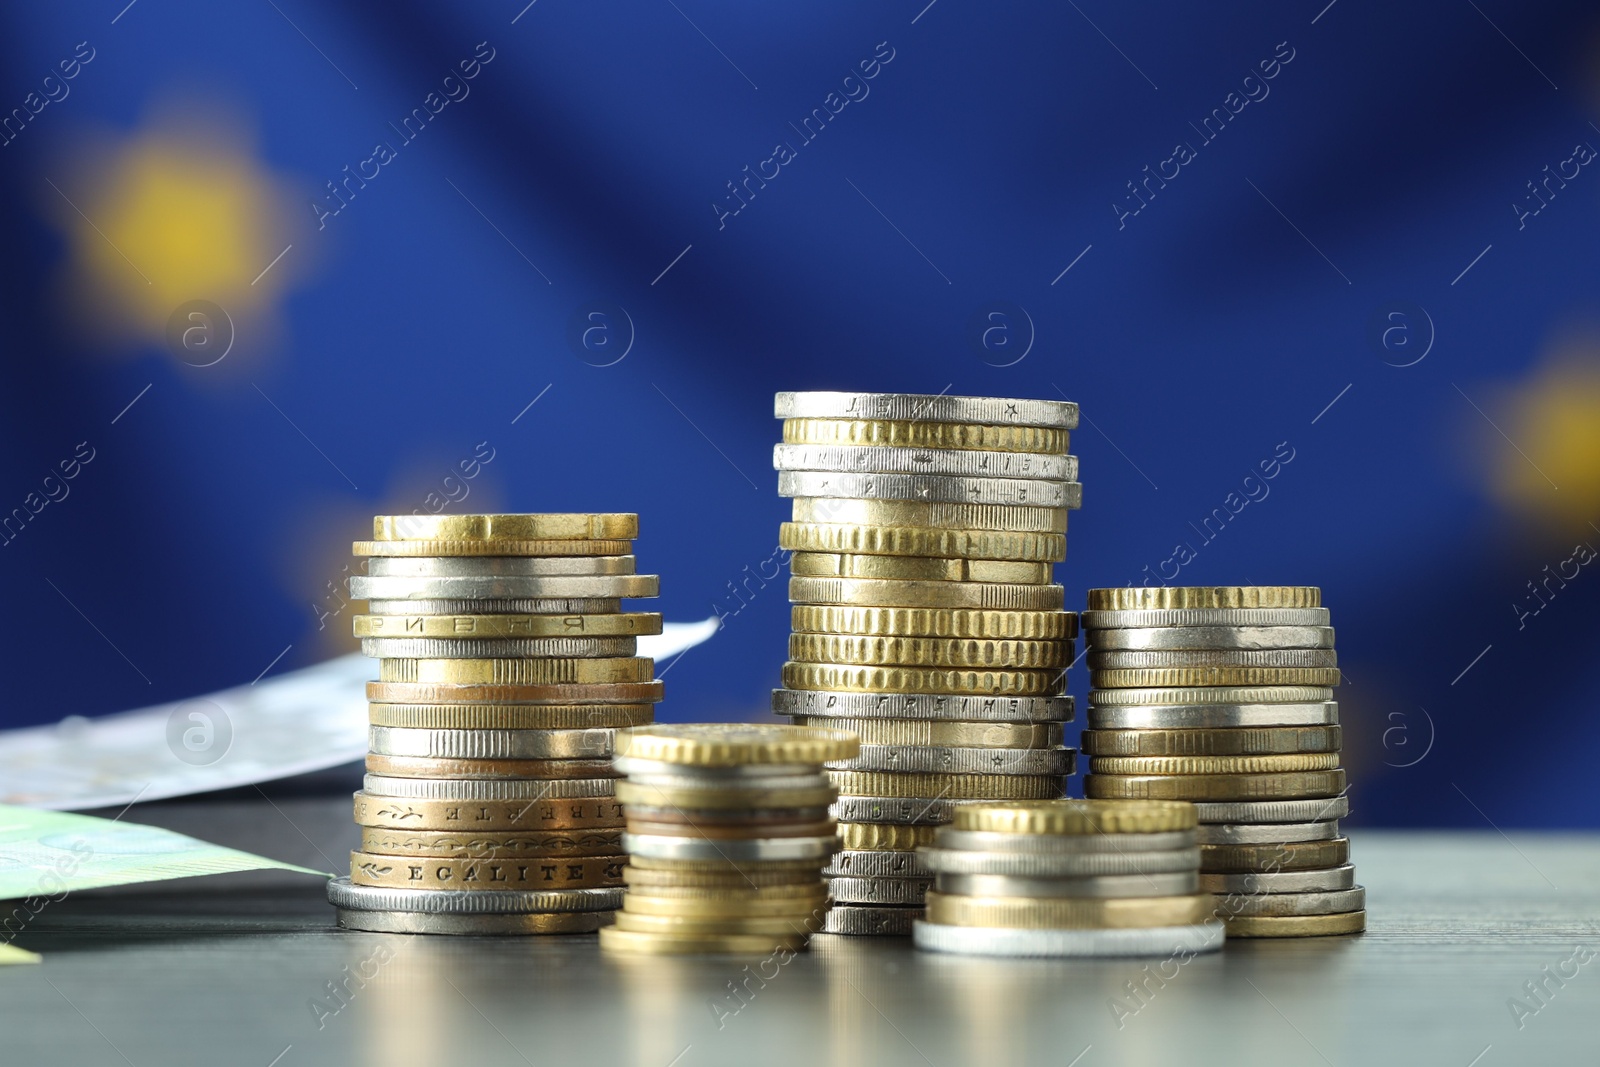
[{"left": 0, "top": 619, "right": 722, "bottom": 810}]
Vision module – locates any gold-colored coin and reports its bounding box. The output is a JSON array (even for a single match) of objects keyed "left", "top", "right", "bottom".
[
  {"left": 828, "top": 771, "right": 1063, "bottom": 800},
  {"left": 779, "top": 523, "right": 1065, "bottom": 562},
  {"left": 1088, "top": 753, "right": 1342, "bottom": 775},
  {"left": 348, "top": 850, "right": 625, "bottom": 890},
  {"left": 364, "top": 754, "right": 617, "bottom": 780},
  {"left": 1086, "top": 586, "right": 1321, "bottom": 611},
  {"left": 788, "top": 635, "right": 1070, "bottom": 670},
  {"left": 353, "top": 538, "right": 635, "bottom": 558},
  {"left": 367, "top": 703, "right": 655, "bottom": 730},
  {"left": 622, "top": 865, "right": 821, "bottom": 889},
  {"left": 1082, "top": 726, "right": 1342, "bottom": 757},
  {"left": 354, "top": 613, "right": 662, "bottom": 638},
  {"left": 789, "top": 552, "right": 1052, "bottom": 585},
  {"left": 802, "top": 718, "right": 1063, "bottom": 749},
  {"left": 613, "top": 911, "right": 824, "bottom": 937},
  {"left": 952, "top": 799, "right": 1197, "bottom": 835},
  {"left": 367, "top": 680, "right": 664, "bottom": 705},
  {"left": 793, "top": 498, "right": 1067, "bottom": 533},
  {"left": 358, "top": 827, "right": 623, "bottom": 858},
  {"left": 1224, "top": 911, "right": 1366, "bottom": 938},
  {"left": 373, "top": 513, "right": 638, "bottom": 541},
  {"left": 615, "top": 781, "right": 836, "bottom": 811},
  {"left": 622, "top": 880, "right": 828, "bottom": 900},
  {"left": 1084, "top": 770, "right": 1347, "bottom": 801},
  {"left": 352, "top": 793, "right": 624, "bottom": 832},
  {"left": 790, "top": 576, "right": 1064, "bottom": 611},
  {"left": 1200, "top": 837, "right": 1350, "bottom": 872},
  {"left": 614, "top": 723, "right": 859, "bottom": 767},
  {"left": 378, "top": 657, "right": 655, "bottom": 686},
  {"left": 624, "top": 819, "right": 835, "bottom": 840},
  {"left": 924, "top": 891, "right": 1214, "bottom": 930},
  {"left": 1090, "top": 667, "right": 1341, "bottom": 688},
  {"left": 599, "top": 927, "right": 809, "bottom": 955},
  {"left": 626, "top": 855, "right": 820, "bottom": 873},
  {"left": 783, "top": 662, "right": 1064, "bottom": 696},
  {"left": 782, "top": 418, "right": 1070, "bottom": 454},
  {"left": 623, "top": 891, "right": 828, "bottom": 918},
  {"left": 792, "top": 605, "right": 1077, "bottom": 640},
  {"left": 837, "top": 823, "right": 939, "bottom": 850}
]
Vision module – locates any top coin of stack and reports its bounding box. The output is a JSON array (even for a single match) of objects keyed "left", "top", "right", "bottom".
[
  {"left": 326, "top": 513, "right": 664, "bottom": 936},
  {"left": 770, "top": 392, "right": 1082, "bottom": 936},
  {"left": 1081, "top": 586, "right": 1364, "bottom": 938}
]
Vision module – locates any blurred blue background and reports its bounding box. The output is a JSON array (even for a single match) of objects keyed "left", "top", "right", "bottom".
[{"left": 1, "top": 1, "right": 1596, "bottom": 827}]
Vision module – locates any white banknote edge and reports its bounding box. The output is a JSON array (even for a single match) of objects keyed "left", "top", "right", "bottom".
[{"left": 0, "top": 618, "right": 720, "bottom": 811}]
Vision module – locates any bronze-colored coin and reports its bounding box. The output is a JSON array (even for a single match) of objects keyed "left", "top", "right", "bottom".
[
  {"left": 625, "top": 856, "right": 820, "bottom": 874},
  {"left": 837, "top": 823, "right": 938, "bottom": 850},
  {"left": 1223, "top": 911, "right": 1366, "bottom": 938},
  {"left": 364, "top": 754, "right": 619, "bottom": 780},
  {"left": 781, "top": 418, "right": 1070, "bottom": 454},
  {"left": 372, "top": 513, "right": 638, "bottom": 541},
  {"left": 358, "top": 827, "right": 623, "bottom": 858},
  {"left": 1081, "top": 726, "right": 1342, "bottom": 757},
  {"left": 623, "top": 820, "right": 837, "bottom": 840},
  {"left": 779, "top": 522, "right": 1066, "bottom": 562},
  {"left": 923, "top": 891, "right": 1214, "bottom": 930},
  {"left": 622, "top": 866, "right": 821, "bottom": 889},
  {"left": 352, "top": 792, "right": 624, "bottom": 832},
  {"left": 616, "top": 781, "right": 837, "bottom": 811},
  {"left": 1084, "top": 770, "right": 1347, "bottom": 801},
  {"left": 1086, "top": 587, "right": 1321, "bottom": 611},
  {"left": 612, "top": 911, "right": 824, "bottom": 937},
  {"left": 599, "top": 927, "right": 809, "bottom": 955},
  {"left": 1200, "top": 837, "right": 1351, "bottom": 873},
  {"left": 367, "top": 681, "right": 665, "bottom": 705},
  {"left": 783, "top": 663, "right": 1065, "bottom": 696},
  {"left": 792, "top": 605, "right": 1078, "bottom": 640},
  {"left": 368, "top": 703, "right": 655, "bottom": 730},
  {"left": 789, "top": 552, "right": 1053, "bottom": 585},
  {"left": 348, "top": 850, "right": 625, "bottom": 890},
  {"left": 378, "top": 657, "right": 655, "bottom": 686},
  {"left": 353, "top": 538, "right": 634, "bottom": 557},
  {"left": 1089, "top": 667, "right": 1341, "bottom": 688},
  {"left": 354, "top": 613, "right": 663, "bottom": 638},
  {"left": 788, "top": 634, "right": 1071, "bottom": 670},
  {"left": 827, "top": 771, "right": 1064, "bottom": 800},
  {"left": 1088, "top": 753, "right": 1342, "bottom": 775}
]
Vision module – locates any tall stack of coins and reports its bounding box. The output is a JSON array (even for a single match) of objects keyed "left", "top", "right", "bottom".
[
  {"left": 1081, "top": 586, "right": 1365, "bottom": 938},
  {"left": 912, "top": 800, "right": 1223, "bottom": 958},
  {"left": 326, "top": 513, "right": 663, "bottom": 935},
  {"left": 600, "top": 724, "right": 858, "bottom": 955},
  {"left": 769, "top": 392, "right": 1081, "bottom": 936}
]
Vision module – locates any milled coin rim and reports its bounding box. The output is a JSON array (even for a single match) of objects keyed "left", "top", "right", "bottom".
[{"left": 913, "top": 919, "right": 1225, "bottom": 958}]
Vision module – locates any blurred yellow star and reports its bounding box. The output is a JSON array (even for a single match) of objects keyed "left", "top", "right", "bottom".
[{"left": 1486, "top": 343, "right": 1600, "bottom": 532}]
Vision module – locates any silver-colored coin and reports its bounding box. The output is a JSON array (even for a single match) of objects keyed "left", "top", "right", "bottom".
[
  {"left": 368, "top": 726, "right": 614, "bottom": 760},
  {"left": 1085, "top": 626, "right": 1336, "bottom": 651},
  {"left": 773, "top": 444, "right": 1076, "bottom": 482},
  {"left": 827, "top": 744, "right": 1075, "bottom": 776},
  {"left": 335, "top": 908, "right": 614, "bottom": 935},
  {"left": 326, "top": 876, "right": 622, "bottom": 913},
  {"left": 827, "top": 875, "right": 931, "bottom": 905},
  {"left": 775, "top": 688, "right": 1074, "bottom": 723},
  {"left": 935, "top": 871, "right": 1199, "bottom": 899},
  {"left": 1193, "top": 821, "right": 1338, "bottom": 845},
  {"left": 623, "top": 805, "right": 832, "bottom": 824},
  {"left": 1220, "top": 886, "right": 1366, "bottom": 917},
  {"left": 823, "top": 850, "right": 932, "bottom": 880},
  {"left": 777, "top": 471, "right": 1080, "bottom": 509},
  {"left": 816, "top": 904, "right": 920, "bottom": 936},
  {"left": 621, "top": 833, "right": 838, "bottom": 863},
  {"left": 921, "top": 847, "right": 1198, "bottom": 879},
  {"left": 933, "top": 829, "right": 1196, "bottom": 854},
  {"left": 1089, "top": 686, "right": 1336, "bottom": 707},
  {"left": 360, "top": 636, "right": 637, "bottom": 659},
  {"left": 362, "top": 775, "right": 616, "bottom": 801},
  {"left": 831, "top": 795, "right": 962, "bottom": 826},
  {"left": 350, "top": 574, "right": 659, "bottom": 600},
  {"left": 1199, "top": 863, "right": 1356, "bottom": 895},
  {"left": 1195, "top": 795, "right": 1350, "bottom": 824},
  {"left": 914, "top": 919, "right": 1224, "bottom": 959},
  {"left": 1087, "top": 649, "right": 1338, "bottom": 670},
  {"left": 366, "top": 598, "right": 622, "bottom": 615},
  {"left": 1087, "top": 702, "right": 1339, "bottom": 729},
  {"left": 774, "top": 392, "right": 1079, "bottom": 429},
  {"left": 1082, "top": 608, "right": 1331, "bottom": 629},
  {"left": 365, "top": 555, "right": 637, "bottom": 578}
]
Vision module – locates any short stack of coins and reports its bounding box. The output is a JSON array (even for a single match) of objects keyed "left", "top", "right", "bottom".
[
  {"left": 1081, "top": 586, "right": 1365, "bottom": 938},
  {"left": 325, "top": 513, "right": 663, "bottom": 935},
  {"left": 911, "top": 800, "right": 1224, "bottom": 958},
  {"left": 769, "top": 391, "right": 1081, "bottom": 936},
  {"left": 600, "top": 724, "right": 858, "bottom": 955}
]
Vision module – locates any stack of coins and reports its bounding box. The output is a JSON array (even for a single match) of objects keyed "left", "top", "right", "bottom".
[
  {"left": 769, "top": 392, "right": 1081, "bottom": 936},
  {"left": 325, "top": 513, "right": 663, "bottom": 935},
  {"left": 600, "top": 724, "right": 858, "bottom": 955},
  {"left": 912, "top": 800, "right": 1223, "bottom": 958},
  {"left": 1081, "top": 586, "right": 1365, "bottom": 938}
]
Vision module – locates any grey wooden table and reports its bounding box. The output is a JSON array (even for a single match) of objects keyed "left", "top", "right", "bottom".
[{"left": 4, "top": 797, "right": 1597, "bottom": 1066}]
